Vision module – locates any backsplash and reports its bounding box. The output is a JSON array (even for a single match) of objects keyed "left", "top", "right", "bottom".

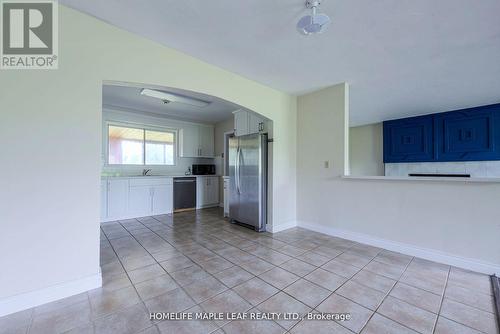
[
  {"left": 385, "top": 161, "right": 500, "bottom": 178},
  {"left": 102, "top": 157, "right": 214, "bottom": 176}
]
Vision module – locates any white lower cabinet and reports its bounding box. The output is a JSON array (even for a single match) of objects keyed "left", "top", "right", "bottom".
[
  {"left": 101, "top": 177, "right": 173, "bottom": 222},
  {"left": 196, "top": 176, "right": 219, "bottom": 209},
  {"left": 106, "top": 179, "right": 128, "bottom": 220},
  {"left": 152, "top": 184, "right": 173, "bottom": 215},
  {"left": 128, "top": 185, "right": 152, "bottom": 217},
  {"left": 209, "top": 177, "right": 219, "bottom": 206}
]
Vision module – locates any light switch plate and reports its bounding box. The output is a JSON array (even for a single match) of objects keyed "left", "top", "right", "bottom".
[{"left": 324, "top": 161, "right": 329, "bottom": 168}]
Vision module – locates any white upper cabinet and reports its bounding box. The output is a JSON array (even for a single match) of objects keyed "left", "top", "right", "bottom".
[
  {"left": 234, "top": 110, "right": 249, "bottom": 137},
  {"left": 248, "top": 112, "right": 264, "bottom": 134},
  {"left": 179, "top": 124, "right": 214, "bottom": 158},
  {"left": 199, "top": 126, "right": 214, "bottom": 158},
  {"left": 234, "top": 110, "right": 266, "bottom": 136},
  {"left": 179, "top": 124, "right": 199, "bottom": 158}
]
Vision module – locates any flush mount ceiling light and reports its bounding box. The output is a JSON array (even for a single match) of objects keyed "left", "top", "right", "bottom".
[
  {"left": 140, "top": 88, "right": 210, "bottom": 107},
  {"left": 297, "top": 0, "right": 331, "bottom": 35}
]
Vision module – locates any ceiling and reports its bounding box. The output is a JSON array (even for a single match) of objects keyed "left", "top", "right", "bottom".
[
  {"left": 103, "top": 84, "right": 240, "bottom": 124},
  {"left": 63, "top": 0, "right": 500, "bottom": 126}
]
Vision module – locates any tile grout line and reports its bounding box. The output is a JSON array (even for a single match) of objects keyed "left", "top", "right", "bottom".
[
  {"left": 290, "top": 250, "right": 380, "bottom": 332},
  {"left": 107, "top": 218, "right": 209, "bottom": 333},
  {"left": 286, "top": 248, "right": 385, "bottom": 333},
  {"left": 430, "top": 267, "right": 497, "bottom": 334},
  {"left": 7, "top": 211, "right": 491, "bottom": 334},
  {"left": 168, "top": 212, "right": 291, "bottom": 332},
  {"left": 258, "top": 239, "right": 387, "bottom": 332},
  {"left": 85, "top": 290, "right": 94, "bottom": 334},
  {"left": 115, "top": 220, "right": 206, "bottom": 334},
  {"left": 356, "top": 254, "right": 414, "bottom": 334},
  {"left": 432, "top": 265, "right": 450, "bottom": 334},
  {"left": 119, "top": 218, "right": 206, "bottom": 316},
  {"left": 100, "top": 212, "right": 494, "bottom": 334},
  {"left": 107, "top": 215, "right": 485, "bottom": 334},
  {"left": 144, "top": 214, "right": 249, "bottom": 330},
  {"left": 133, "top": 214, "right": 232, "bottom": 333},
  {"left": 151, "top": 213, "right": 353, "bottom": 332},
  {"left": 101, "top": 222, "right": 155, "bottom": 332},
  {"left": 159, "top": 215, "right": 294, "bottom": 332},
  {"left": 23, "top": 304, "right": 35, "bottom": 334},
  {"left": 194, "top": 216, "right": 499, "bottom": 334}
]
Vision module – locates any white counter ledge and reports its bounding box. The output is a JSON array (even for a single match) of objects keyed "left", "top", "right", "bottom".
[
  {"left": 341, "top": 175, "right": 500, "bottom": 183},
  {"left": 101, "top": 175, "right": 222, "bottom": 179}
]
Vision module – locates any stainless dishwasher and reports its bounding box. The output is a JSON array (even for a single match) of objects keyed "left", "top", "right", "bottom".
[{"left": 173, "top": 177, "right": 196, "bottom": 212}]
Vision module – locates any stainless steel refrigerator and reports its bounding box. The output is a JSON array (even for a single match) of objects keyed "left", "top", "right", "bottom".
[{"left": 228, "top": 133, "right": 267, "bottom": 232}]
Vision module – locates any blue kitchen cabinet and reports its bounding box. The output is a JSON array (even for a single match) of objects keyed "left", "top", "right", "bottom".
[
  {"left": 435, "top": 104, "right": 500, "bottom": 161},
  {"left": 383, "top": 103, "right": 500, "bottom": 163},
  {"left": 383, "top": 115, "right": 435, "bottom": 162}
]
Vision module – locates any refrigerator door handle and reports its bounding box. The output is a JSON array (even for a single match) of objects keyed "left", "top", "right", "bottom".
[
  {"left": 236, "top": 146, "right": 241, "bottom": 194},
  {"left": 238, "top": 147, "right": 242, "bottom": 194}
]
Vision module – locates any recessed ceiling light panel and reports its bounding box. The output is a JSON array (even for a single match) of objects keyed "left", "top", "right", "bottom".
[{"left": 140, "top": 88, "right": 210, "bottom": 107}]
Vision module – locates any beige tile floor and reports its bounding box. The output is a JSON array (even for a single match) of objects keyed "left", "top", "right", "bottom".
[{"left": 1, "top": 208, "right": 498, "bottom": 334}]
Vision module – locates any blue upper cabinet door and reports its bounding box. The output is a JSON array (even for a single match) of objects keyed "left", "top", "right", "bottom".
[
  {"left": 435, "top": 104, "right": 500, "bottom": 161},
  {"left": 383, "top": 115, "right": 434, "bottom": 163}
]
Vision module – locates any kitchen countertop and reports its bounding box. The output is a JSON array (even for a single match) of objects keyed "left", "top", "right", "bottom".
[
  {"left": 101, "top": 174, "right": 222, "bottom": 179},
  {"left": 341, "top": 175, "right": 500, "bottom": 183}
]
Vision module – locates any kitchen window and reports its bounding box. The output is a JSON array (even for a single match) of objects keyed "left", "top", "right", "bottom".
[{"left": 108, "top": 124, "right": 176, "bottom": 165}]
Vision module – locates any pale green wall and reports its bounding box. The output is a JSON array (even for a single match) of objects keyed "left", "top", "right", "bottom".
[
  {"left": 349, "top": 123, "right": 384, "bottom": 176},
  {"left": 214, "top": 117, "right": 234, "bottom": 159},
  {"left": 0, "top": 4, "right": 296, "bottom": 304},
  {"left": 214, "top": 117, "right": 235, "bottom": 204}
]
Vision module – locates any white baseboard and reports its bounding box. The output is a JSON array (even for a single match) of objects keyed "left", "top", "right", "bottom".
[
  {"left": 0, "top": 271, "right": 102, "bottom": 317},
  {"left": 267, "top": 220, "right": 298, "bottom": 233},
  {"left": 298, "top": 221, "right": 500, "bottom": 275}
]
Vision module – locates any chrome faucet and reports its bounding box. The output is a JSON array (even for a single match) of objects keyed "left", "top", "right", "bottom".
[{"left": 142, "top": 169, "right": 152, "bottom": 176}]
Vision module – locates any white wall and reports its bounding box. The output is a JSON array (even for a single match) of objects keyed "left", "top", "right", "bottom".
[
  {"left": 214, "top": 116, "right": 234, "bottom": 176},
  {"left": 297, "top": 83, "right": 500, "bottom": 274},
  {"left": 214, "top": 117, "right": 234, "bottom": 204},
  {"left": 349, "top": 123, "right": 384, "bottom": 176},
  {"left": 0, "top": 5, "right": 296, "bottom": 316},
  {"left": 214, "top": 117, "right": 234, "bottom": 160}
]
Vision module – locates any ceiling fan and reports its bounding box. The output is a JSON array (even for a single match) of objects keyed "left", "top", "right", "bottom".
[{"left": 297, "top": 0, "right": 331, "bottom": 35}]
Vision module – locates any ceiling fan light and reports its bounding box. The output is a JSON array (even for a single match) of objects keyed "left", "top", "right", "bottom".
[{"left": 297, "top": 1, "right": 331, "bottom": 35}]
